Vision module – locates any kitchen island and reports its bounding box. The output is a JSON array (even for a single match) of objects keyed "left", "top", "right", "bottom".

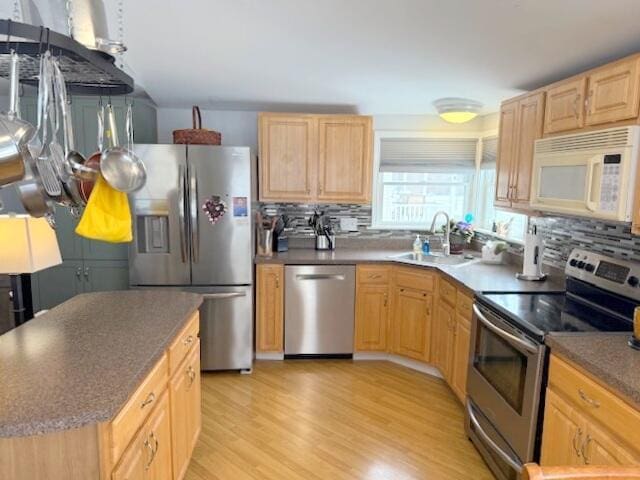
[{"left": 0, "top": 290, "right": 203, "bottom": 480}]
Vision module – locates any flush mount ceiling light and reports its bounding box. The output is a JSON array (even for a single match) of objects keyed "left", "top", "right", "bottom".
[{"left": 433, "top": 97, "right": 484, "bottom": 124}]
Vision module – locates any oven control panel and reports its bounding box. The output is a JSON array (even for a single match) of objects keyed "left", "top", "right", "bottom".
[{"left": 566, "top": 249, "right": 640, "bottom": 301}]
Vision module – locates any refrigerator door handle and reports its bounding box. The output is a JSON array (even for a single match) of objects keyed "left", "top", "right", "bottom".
[
  {"left": 189, "top": 164, "right": 199, "bottom": 263},
  {"left": 178, "top": 165, "right": 187, "bottom": 263},
  {"left": 202, "top": 292, "right": 247, "bottom": 299}
]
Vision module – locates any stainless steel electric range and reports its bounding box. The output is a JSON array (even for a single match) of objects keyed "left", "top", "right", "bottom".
[{"left": 466, "top": 248, "right": 638, "bottom": 480}]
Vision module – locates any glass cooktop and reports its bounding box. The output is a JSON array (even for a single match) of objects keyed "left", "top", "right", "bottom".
[{"left": 478, "top": 288, "right": 634, "bottom": 342}]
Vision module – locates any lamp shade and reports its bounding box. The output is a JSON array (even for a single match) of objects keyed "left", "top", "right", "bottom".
[
  {"left": 434, "top": 97, "right": 483, "bottom": 124},
  {"left": 0, "top": 216, "right": 62, "bottom": 274}
]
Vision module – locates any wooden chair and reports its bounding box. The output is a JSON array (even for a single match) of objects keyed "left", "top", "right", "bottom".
[{"left": 523, "top": 463, "right": 640, "bottom": 480}]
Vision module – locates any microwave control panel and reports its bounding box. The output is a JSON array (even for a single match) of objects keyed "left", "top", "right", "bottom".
[{"left": 599, "top": 154, "right": 621, "bottom": 212}]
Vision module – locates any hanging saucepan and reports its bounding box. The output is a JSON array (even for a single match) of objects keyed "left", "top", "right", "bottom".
[
  {"left": 79, "top": 101, "right": 106, "bottom": 203},
  {"left": 0, "top": 50, "right": 35, "bottom": 187},
  {"left": 50, "top": 57, "right": 89, "bottom": 211},
  {"left": 11, "top": 51, "right": 53, "bottom": 217},
  {"left": 100, "top": 101, "right": 147, "bottom": 193}
]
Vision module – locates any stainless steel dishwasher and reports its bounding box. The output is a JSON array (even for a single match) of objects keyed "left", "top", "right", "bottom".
[{"left": 284, "top": 265, "right": 355, "bottom": 356}]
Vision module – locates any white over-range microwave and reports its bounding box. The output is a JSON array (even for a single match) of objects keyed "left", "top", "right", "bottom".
[{"left": 530, "top": 126, "right": 640, "bottom": 221}]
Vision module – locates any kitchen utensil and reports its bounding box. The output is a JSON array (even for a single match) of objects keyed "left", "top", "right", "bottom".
[
  {"left": 100, "top": 102, "right": 147, "bottom": 193},
  {"left": 14, "top": 52, "right": 55, "bottom": 217},
  {"left": 34, "top": 54, "right": 62, "bottom": 199},
  {"left": 79, "top": 102, "right": 106, "bottom": 202},
  {"left": 315, "top": 233, "right": 335, "bottom": 251},
  {"left": 0, "top": 51, "right": 34, "bottom": 186},
  {"left": 173, "top": 106, "right": 222, "bottom": 145}
]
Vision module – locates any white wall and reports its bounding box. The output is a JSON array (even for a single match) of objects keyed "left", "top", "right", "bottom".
[
  {"left": 156, "top": 108, "right": 499, "bottom": 151},
  {"left": 157, "top": 108, "right": 259, "bottom": 151}
]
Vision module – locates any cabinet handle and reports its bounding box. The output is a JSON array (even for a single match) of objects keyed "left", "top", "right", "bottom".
[
  {"left": 400, "top": 288, "right": 405, "bottom": 293},
  {"left": 581, "top": 434, "right": 592, "bottom": 465},
  {"left": 369, "top": 274, "right": 382, "bottom": 279},
  {"left": 512, "top": 185, "right": 518, "bottom": 199},
  {"left": 585, "top": 90, "right": 593, "bottom": 113},
  {"left": 572, "top": 427, "right": 583, "bottom": 459},
  {"left": 275, "top": 277, "right": 280, "bottom": 289},
  {"left": 140, "top": 392, "right": 155, "bottom": 409},
  {"left": 573, "top": 95, "right": 581, "bottom": 119},
  {"left": 383, "top": 294, "right": 388, "bottom": 307},
  {"left": 183, "top": 334, "right": 194, "bottom": 347},
  {"left": 144, "top": 432, "right": 159, "bottom": 470},
  {"left": 187, "top": 366, "right": 197, "bottom": 386},
  {"left": 84, "top": 267, "right": 89, "bottom": 279},
  {"left": 76, "top": 267, "right": 82, "bottom": 278},
  {"left": 578, "top": 389, "right": 600, "bottom": 408}
]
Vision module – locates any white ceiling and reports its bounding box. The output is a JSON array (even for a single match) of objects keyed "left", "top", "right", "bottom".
[{"left": 105, "top": 0, "right": 640, "bottom": 114}]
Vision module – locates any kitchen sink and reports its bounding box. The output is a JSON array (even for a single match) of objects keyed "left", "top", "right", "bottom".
[{"left": 390, "top": 252, "right": 481, "bottom": 268}]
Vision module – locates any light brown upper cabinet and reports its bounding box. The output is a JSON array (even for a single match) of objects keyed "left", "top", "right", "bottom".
[
  {"left": 543, "top": 56, "right": 640, "bottom": 135},
  {"left": 317, "top": 116, "right": 373, "bottom": 203},
  {"left": 259, "top": 113, "right": 373, "bottom": 204},
  {"left": 585, "top": 57, "right": 640, "bottom": 127},
  {"left": 544, "top": 77, "right": 586, "bottom": 134},
  {"left": 259, "top": 114, "right": 317, "bottom": 202},
  {"left": 495, "top": 92, "right": 545, "bottom": 209}
]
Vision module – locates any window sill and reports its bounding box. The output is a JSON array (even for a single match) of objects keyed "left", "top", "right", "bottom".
[{"left": 474, "top": 228, "right": 525, "bottom": 246}]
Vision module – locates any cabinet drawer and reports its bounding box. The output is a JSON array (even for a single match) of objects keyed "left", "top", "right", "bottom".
[
  {"left": 357, "top": 265, "right": 389, "bottom": 285},
  {"left": 394, "top": 267, "right": 434, "bottom": 291},
  {"left": 109, "top": 353, "right": 169, "bottom": 465},
  {"left": 549, "top": 355, "right": 640, "bottom": 450},
  {"left": 456, "top": 292, "right": 473, "bottom": 321},
  {"left": 439, "top": 277, "right": 457, "bottom": 306},
  {"left": 168, "top": 312, "right": 200, "bottom": 376}
]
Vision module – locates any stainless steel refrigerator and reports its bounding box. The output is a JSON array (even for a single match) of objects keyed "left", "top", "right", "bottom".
[{"left": 129, "top": 144, "right": 254, "bottom": 372}]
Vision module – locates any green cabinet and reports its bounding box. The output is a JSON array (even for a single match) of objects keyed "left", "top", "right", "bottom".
[{"left": 26, "top": 95, "right": 157, "bottom": 312}]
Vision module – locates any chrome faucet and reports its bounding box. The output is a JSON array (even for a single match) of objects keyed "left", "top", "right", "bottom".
[{"left": 429, "top": 211, "right": 451, "bottom": 256}]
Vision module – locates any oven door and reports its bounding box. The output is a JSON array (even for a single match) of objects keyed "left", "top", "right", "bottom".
[{"left": 467, "top": 302, "right": 546, "bottom": 463}]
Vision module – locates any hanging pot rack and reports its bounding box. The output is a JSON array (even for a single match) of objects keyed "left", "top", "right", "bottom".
[{"left": 0, "top": 19, "right": 133, "bottom": 95}]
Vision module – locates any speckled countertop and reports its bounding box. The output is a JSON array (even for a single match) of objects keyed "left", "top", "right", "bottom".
[
  {"left": 0, "top": 290, "right": 202, "bottom": 438},
  {"left": 255, "top": 249, "right": 566, "bottom": 293},
  {"left": 546, "top": 333, "right": 640, "bottom": 408}
]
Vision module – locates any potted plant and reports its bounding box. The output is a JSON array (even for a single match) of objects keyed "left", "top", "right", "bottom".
[{"left": 447, "top": 219, "right": 475, "bottom": 254}]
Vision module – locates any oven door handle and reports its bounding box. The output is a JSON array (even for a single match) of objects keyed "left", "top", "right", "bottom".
[
  {"left": 467, "top": 401, "right": 523, "bottom": 473},
  {"left": 472, "top": 304, "right": 539, "bottom": 355}
]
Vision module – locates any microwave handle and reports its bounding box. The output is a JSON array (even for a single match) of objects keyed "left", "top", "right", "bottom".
[{"left": 586, "top": 155, "right": 603, "bottom": 212}]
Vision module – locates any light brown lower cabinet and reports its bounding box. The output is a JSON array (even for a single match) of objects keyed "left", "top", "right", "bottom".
[
  {"left": 0, "top": 312, "right": 202, "bottom": 480},
  {"left": 256, "top": 264, "right": 284, "bottom": 353},
  {"left": 169, "top": 342, "right": 202, "bottom": 480},
  {"left": 432, "top": 299, "right": 455, "bottom": 380},
  {"left": 113, "top": 390, "right": 173, "bottom": 480},
  {"left": 351, "top": 265, "right": 473, "bottom": 402},
  {"left": 541, "top": 355, "right": 640, "bottom": 467}
]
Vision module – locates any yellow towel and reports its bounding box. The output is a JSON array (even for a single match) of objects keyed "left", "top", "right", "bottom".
[{"left": 75, "top": 175, "right": 132, "bottom": 243}]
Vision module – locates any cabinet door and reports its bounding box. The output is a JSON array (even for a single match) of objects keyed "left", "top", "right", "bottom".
[
  {"left": 258, "top": 114, "right": 316, "bottom": 202},
  {"left": 451, "top": 316, "right": 471, "bottom": 402},
  {"left": 144, "top": 391, "right": 173, "bottom": 480},
  {"left": 393, "top": 287, "right": 431, "bottom": 361},
  {"left": 31, "top": 260, "right": 84, "bottom": 311},
  {"left": 583, "top": 420, "right": 640, "bottom": 467},
  {"left": 84, "top": 260, "right": 129, "bottom": 293},
  {"left": 354, "top": 284, "right": 388, "bottom": 352},
  {"left": 544, "top": 77, "right": 587, "bottom": 134},
  {"left": 316, "top": 116, "right": 373, "bottom": 204},
  {"left": 170, "top": 344, "right": 202, "bottom": 480},
  {"left": 495, "top": 100, "right": 517, "bottom": 207},
  {"left": 256, "top": 264, "right": 284, "bottom": 352},
  {"left": 586, "top": 57, "right": 640, "bottom": 127},
  {"left": 512, "top": 92, "right": 545, "bottom": 206},
  {"left": 432, "top": 300, "right": 455, "bottom": 380},
  {"left": 541, "top": 389, "right": 584, "bottom": 467},
  {"left": 112, "top": 440, "right": 146, "bottom": 480}
]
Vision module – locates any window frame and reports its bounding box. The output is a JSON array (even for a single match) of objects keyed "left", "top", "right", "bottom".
[{"left": 371, "top": 129, "right": 527, "bottom": 243}]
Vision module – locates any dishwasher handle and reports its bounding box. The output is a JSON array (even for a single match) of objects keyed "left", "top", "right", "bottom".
[{"left": 295, "top": 274, "right": 346, "bottom": 281}]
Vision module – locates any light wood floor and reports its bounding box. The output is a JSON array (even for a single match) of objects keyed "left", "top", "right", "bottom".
[{"left": 185, "top": 360, "right": 495, "bottom": 480}]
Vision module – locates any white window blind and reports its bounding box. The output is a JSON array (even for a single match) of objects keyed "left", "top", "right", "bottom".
[
  {"left": 480, "top": 136, "right": 498, "bottom": 170},
  {"left": 379, "top": 137, "right": 478, "bottom": 173}
]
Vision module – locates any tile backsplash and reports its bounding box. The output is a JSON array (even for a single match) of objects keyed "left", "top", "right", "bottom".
[{"left": 260, "top": 203, "right": 640, "bottom": 269}]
